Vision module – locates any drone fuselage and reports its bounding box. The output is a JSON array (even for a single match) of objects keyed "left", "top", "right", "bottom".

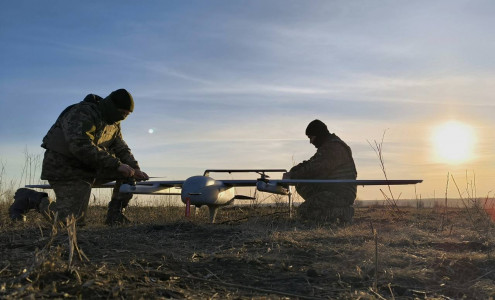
[{"left": 181, "top": 175, "right": 235, "bottom": 207}]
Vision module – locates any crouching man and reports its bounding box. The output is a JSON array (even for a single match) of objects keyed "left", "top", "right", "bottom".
[
  {"left": 283, "top": 119, "right": 357, "bottom": 223},
  {"left": 9, "top": 89, "right": 149, "bottom": 226}
]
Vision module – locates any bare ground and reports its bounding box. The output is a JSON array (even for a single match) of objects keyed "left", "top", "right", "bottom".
[{"left": 1, "top": 203, "right": 494, "bottom": 299}]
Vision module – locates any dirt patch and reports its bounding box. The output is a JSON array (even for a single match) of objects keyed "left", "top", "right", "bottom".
[{"left": 1, "top": 205, "right": 494, "bottom": 299}]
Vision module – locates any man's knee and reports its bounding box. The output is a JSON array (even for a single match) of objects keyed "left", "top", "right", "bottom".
[{"left": 49, "top": 180, "right": 92, "bottom": 224}]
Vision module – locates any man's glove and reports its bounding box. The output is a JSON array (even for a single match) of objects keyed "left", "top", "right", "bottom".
[{"left": 134, "top": 169, "right": 149, "bottom": 181}]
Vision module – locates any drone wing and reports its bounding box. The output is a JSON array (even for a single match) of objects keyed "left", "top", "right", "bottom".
[
  {"left": 26, "top": 182, "right": 117, "bottom": 189},
  {"left": 25, "top": 184, "right": 53, "bottom": 189},
  {"left": 269, "top": 179, "right": 423, "bottom": 186},
  {"left": 254, "top": 179, "right": 422, "bottom": 195},
  {"left": 121, "top": 180, "right": 184, "bottom": 195},
  {"left": 216, "top": 178, "right": 422, "bottom": 187},
  {"left": 27, "top": 178, "right": 422, "bottom": 196},
  {"left": 26, "top": 180, "right": 185, "bottom": 195},
  {"left": 206, "top": 178, "right": 422, "bottom": 197}
]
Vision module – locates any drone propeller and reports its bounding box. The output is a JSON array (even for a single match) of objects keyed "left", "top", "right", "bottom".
[{"left": 256, "top": 171, "right": 271, "bottom": 181}]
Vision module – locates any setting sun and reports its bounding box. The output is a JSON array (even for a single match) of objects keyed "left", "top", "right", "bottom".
[{"left": 432, "top": 121, "right": 476, "bottom": 164}]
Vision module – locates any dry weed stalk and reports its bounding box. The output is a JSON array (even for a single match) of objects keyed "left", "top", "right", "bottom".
[
  {"left": 0, "top": 149, "right": 44, "bottom": 205},
  {"left": 367, "top": 131, "right": 403, "bottom": 216},
  {"left": 11, "top": 214, "right": 90, "bottom": 292},
  {"left": 0, "top": 263, "right": 10, "bottom": 276},
  {"left": 19, "top": 148, "right": 41, "bottom": 187},
  {"left": 0, "top": 160, "right": 17, "bottom": 204},
  {"left": 11, "top": 216, "right": 60, "bottom": 285},
  {"left": 451, "top": 173, "right": 492, "bottom": 231},
  {"left": 373, "top": 228, "right": 378, "bottom": 292},
  {"left": 369, "top": 221, "right": 379, "bottom": 293},
  {"left": 440, "top": 172, "right": 450, "bottom": 231},
  {"left": 65, "top": 215, "right": 89, "bottom": 268},
  {"left": 0, "top": 161, "right": 7, "bottom": 202},
  {"left": 450, "top": 172, "right": 494, "bottom": 257}
]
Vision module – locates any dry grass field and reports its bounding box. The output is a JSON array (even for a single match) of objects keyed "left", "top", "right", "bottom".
[{"left": 1, "top": 200, "right": 494, "bottom": 299}]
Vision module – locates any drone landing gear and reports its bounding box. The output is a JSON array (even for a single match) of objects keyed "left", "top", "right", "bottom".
[
  {"left": 207, "top": 206, "right": 218, "bottom": 223},
  {"left": 185, "top": 199, "right": 218, "bottom": 223}
]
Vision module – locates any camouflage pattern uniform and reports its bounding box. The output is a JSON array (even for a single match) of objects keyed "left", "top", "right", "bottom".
[
  {"left": 290, "top": 133, "right": 357, "bottom": 223},
  {"left": 39, "top": 94, "right": 138, "bottom": 225}
]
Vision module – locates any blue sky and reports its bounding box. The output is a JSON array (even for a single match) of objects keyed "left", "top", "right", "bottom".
[{"left": 1, "top": 0, "right": 495, "bottom": 201}]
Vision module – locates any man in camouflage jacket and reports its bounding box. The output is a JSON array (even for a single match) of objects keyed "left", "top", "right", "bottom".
[
  {"left": 9, "top": 89, "right": 149, "bottom": 226},
  {"left": 283, "top": 119, "right": 357, "bottom": 223}
]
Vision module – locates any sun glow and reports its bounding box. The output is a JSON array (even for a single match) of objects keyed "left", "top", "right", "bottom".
[{"left": 432, "top": 121, "right": 476, "bottom": 164}]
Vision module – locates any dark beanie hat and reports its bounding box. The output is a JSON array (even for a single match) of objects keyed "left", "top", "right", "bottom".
[
  {"left": 305, "top": 119, "right": 330, "bottom": 137},
  {"left": 109, "top": 89, "right": 134, "bottom": 112}
]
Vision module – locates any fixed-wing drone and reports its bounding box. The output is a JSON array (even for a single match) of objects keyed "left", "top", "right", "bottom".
[
  {"left": 27, "top": 169, "right": 422, "bottom": 223},
  {"left": 116, "top": 169, "right": 422, "bottom": 223}
]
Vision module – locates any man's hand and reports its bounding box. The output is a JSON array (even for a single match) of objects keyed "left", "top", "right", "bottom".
[
  {"left": 282, "top": 172, "right": 291, "bottom": 179},
  {"left": 118, "top": 164, "right": 135, "bottom": 178},
  {"left": 134, "top": 169, "right": 149, "bottom": 181}
]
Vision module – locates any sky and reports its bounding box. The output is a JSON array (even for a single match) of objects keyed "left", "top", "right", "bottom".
[{"left": 1, "top": 0, "right": 495, "bottom": 202}]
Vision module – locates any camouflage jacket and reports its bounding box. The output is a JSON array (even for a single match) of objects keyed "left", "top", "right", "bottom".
[
  {"left": 290, "top": 133, "right": 357, "bottom": 196},
  {"left": 40, "top": 94, "right": 139, "bottom": 180}
]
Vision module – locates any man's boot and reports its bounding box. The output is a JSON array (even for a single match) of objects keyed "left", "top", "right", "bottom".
[
  {"left": 105, "top": 193, "right": 132, "bottom": 226},
  {"left": 9, "top": 188, "right": 49, "bottom": 221}
]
